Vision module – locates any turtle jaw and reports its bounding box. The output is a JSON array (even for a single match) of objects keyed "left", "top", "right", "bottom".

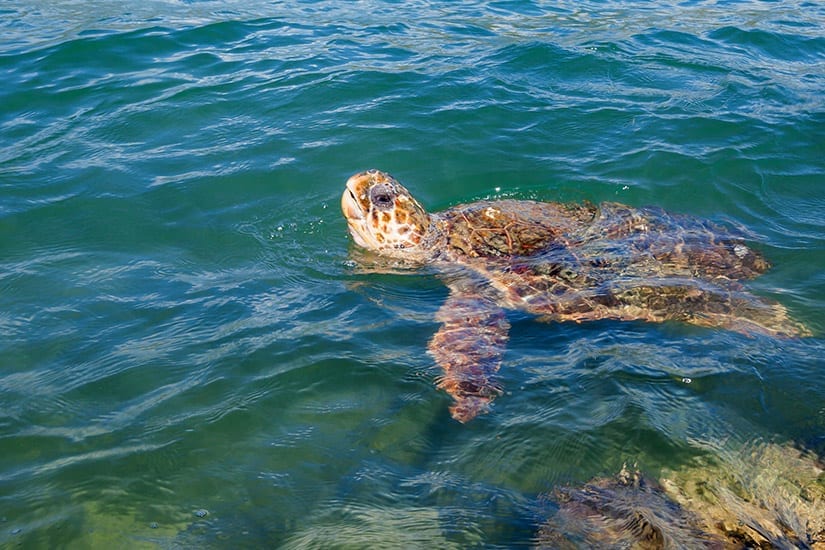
[{"left": 341, "top": 175, "right": 376, "bottom": 250}]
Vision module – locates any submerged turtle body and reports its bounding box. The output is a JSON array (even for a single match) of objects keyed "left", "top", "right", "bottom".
[{"left": 341, "top": 170, "right": 808, "bottom": 422}]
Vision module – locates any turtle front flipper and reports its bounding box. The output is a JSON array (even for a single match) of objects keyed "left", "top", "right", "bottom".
[{"left": 428, "top": 285, "right": 510, "bottom": 423}]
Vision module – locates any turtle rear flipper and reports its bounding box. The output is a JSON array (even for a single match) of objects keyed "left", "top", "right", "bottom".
[
  {"left": 609, "top": 281, "right": 810, "bottom": 337},
  {"left": 428, "top": 286, "right": 509, "bottom": 423}
]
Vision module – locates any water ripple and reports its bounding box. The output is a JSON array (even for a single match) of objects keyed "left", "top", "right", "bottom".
[{"left": 1, "top": 1, "right": 823, "bottom": 547}]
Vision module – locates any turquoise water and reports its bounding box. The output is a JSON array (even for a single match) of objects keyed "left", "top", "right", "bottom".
[{"left": 2, "top": 1, "right": 824, "bottom": 547}]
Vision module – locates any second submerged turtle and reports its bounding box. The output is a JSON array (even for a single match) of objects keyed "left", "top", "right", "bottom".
[{"left": 341, "top": 170, "right": 808, "bottom": 422}]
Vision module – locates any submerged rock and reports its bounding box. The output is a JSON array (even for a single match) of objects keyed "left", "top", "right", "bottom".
[
  {"left": 661, "top": 441, "right": 825, "bottom": 549},
  {"left": 537, "top": 443, "right": 825, "bottom": 549},
  {"left": 536, "top": 464, "right": 723, "bottom": 549}
]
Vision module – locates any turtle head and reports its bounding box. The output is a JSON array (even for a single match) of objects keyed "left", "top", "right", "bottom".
[{"left": 341, "top": 170, "right": 432, "bottom": 258}]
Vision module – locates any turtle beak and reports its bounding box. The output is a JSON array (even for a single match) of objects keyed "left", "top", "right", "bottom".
[
  {"left": 342, "top": 176, "right": 372, "bottom": 248},
  {"left": 341, "top": 184, "right": 364, "bottom": 222}
]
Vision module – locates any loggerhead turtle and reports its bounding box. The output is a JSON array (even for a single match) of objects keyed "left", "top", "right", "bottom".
[{"left": 341, "top": 169, "right": 808, "bottom": 422}]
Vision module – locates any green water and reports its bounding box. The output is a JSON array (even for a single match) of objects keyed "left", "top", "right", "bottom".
[{"left": 1, "top": 1, "right": 824, "bottom": 547}]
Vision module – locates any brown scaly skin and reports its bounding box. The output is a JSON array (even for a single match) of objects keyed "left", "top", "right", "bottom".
[
  {"left": 341, "top": 170, "right": 809, "bottom": 422},
  {"left": 428, "top": 287, "right": 509, "bottom": 423}
]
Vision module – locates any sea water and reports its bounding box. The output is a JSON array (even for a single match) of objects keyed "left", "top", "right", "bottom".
[{"left": 1, "top": 1, "right": 824, "bottom": 546}]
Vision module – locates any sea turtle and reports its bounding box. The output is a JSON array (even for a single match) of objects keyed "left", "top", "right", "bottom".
[{"left": 341, "top": 169, "right": 808, "bottom": 422}]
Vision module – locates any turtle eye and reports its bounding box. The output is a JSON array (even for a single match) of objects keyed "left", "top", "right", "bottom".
[{"left": 369, "top": 184, "right": 395, "bottom": 211}]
